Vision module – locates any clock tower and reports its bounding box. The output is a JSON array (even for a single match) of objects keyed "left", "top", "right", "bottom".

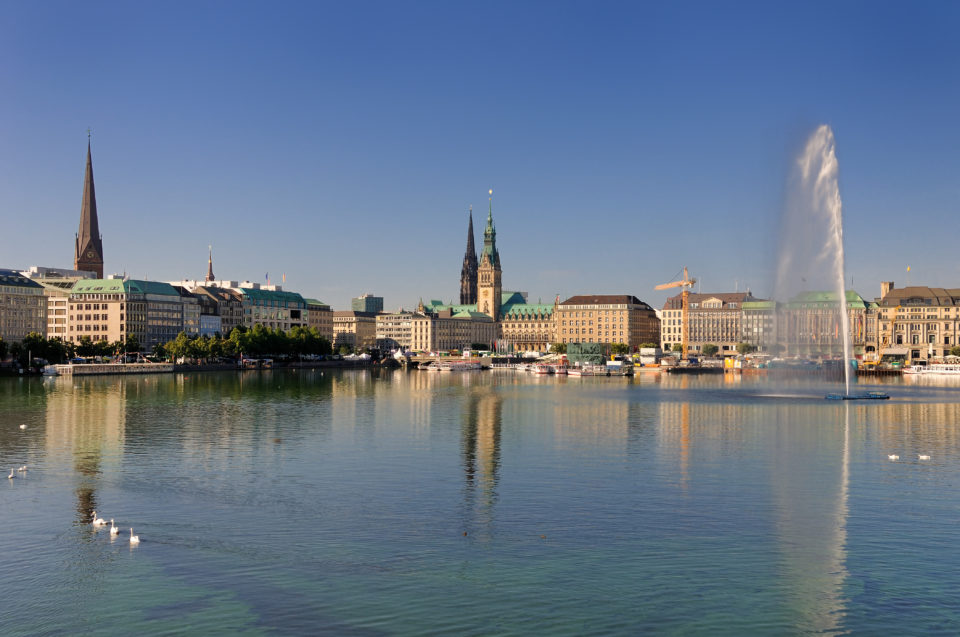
[
  {"left": 477, "top": 190, "right": 502, "bottom": 321},
  {"left": 74, "top": 139, "right": 104, "bottom": 278}
]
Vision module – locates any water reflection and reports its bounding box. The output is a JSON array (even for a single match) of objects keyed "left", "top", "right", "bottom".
[{"left": 461, "top": 387, "right": 503, "bottom": 539}]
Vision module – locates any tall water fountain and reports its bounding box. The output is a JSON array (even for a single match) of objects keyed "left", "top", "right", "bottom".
[{"left": 774, "top": 125, "right": 853, "bottom": 395}]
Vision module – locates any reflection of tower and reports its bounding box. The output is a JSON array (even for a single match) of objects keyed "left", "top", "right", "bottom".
[
  {"left": 459, "top": 208, "right": 477, "bottom": 305},
  {"left": 477, "top": 191, "right": 502, "bottom": 321},
  {"left": 461, "top": 388, "right": 503, "bottom": 536},
  {"left": 44, "top": 377, "right": 126, "bottom": 522}
]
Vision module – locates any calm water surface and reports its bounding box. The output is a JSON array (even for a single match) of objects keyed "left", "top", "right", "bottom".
[{"left": 2, "top": 369, "right": 960, "bottom": 635}]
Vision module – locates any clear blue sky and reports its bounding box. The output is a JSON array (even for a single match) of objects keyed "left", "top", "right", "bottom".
[{"left": 2, "top": 1, "right": 958, "bottom": 310}]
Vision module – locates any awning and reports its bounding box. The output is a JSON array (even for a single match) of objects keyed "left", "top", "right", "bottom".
[{"left": 883, "top": 347, "right": 910, "bottom": 356}]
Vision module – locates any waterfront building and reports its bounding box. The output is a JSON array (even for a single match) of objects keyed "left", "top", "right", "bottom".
[
  {"left": 0, "top": 269, "right": 48, "bottom": 343},
  {"left": 476, "top": 196, "right": 502, "bottom": 321},
  {"left": 67, "top": 278, "right": 184, "bottom": 350},
  {"left": 661, "top": 292, "right": 760, "bottom": 355},
  {"left": 74, "top": 141, "right": 105, "bottom": 278},
  {"left": 498, "top": 293, "right": 555, "bottom": 352},
  {"left": 409, "top": 307, "right": 496, "bottom": 352},
  {"left": 777, "top": 290, "right": 874, "bottom": 358},
  {"left": 876, "top": 281, "right": 960, "bottom": 363},
  {"left": 190, "top": 286, "right": 245, "bottom": 335},
  {"left": 741, "top": 300, "right": 778, "bottom": 352},
  {"left": 305, "top": 299, "right": 333, "bottom": 341},
  {"left": 333, "top": 311, "right": 377, "bottom": 350},
  {"left": 556, "top": 295, "right": 660, "bottom": 351},
  {"left": 20, "top": 266, "right": 96, "bottom": 340},
  {"left": 172, "top": 286, "right": 201, "bottom": 336},
  {"left": 459, "top": 208, "right": 478, "bottom": 305},
  {"left": 238, "top": 287, "right": 307, "bottom": 331},
  {"left": 376, "top": 310, "right": 416, "bottom": 351},
  {"left": 351, "top": 294, "right": 384, "bottom": 314}
]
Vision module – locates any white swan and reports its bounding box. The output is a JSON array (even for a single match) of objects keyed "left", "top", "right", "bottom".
[
  {"left": 110, "top": 519, "right": 119, "bottom": 535},
  {"left": 18, "top": 465, "right": 26, "bottom": 472},
  {"left": 888, "top": 454, "right": 900, "bottom": 461},
  {"left": 919, "top": 454, "right": 931, "bottom": 460},
  {"left": 129, "top": 528, "right": 140, "bottom": 544},
  {"left": 19, "top": 424, "right": 26, "bottom": 430},
  {"left": 92, "top": 511, "right": 106, "bottom": 526},
  {"left": 7, "top": 468, "right": 13, "bottom": 479}
]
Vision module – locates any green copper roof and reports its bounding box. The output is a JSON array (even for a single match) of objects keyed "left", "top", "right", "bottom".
[
  {"left": 71, "top": 278, "right": 179, "bottom": 296},
  {"left": 742, "top": 301, "right": 778, "bottom": 310},
  {"left": 239, "top": 288, "right": 306, "bottom": 305},
  {"left": 786, "top": 290, "right": 866, "bottom": 308}
]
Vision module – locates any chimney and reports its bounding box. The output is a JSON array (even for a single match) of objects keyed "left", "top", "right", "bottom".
[{"left": 880, "top": 281, "right": 894, "bottom": 299}]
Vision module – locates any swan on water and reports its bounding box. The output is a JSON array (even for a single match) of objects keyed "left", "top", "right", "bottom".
[
  {"left": 110, "top": 520, "right": 119, "bottom": 535},
  {"left": 92, "top": 511, "right": 106, "bottom": 526},
  {"left": 129, "top": 529, "right": 140, "bottom": 545},
  {"left": 7, "top": 469, "right": 13, "bottom": 479},
  {"left": 888, "top": 454, "right": 900, "bottom": 461},
  {"left": 919, "top": 454, "right": 931, "bottom": 460},
  {"left": 19, "top": 424, "right": 26, "bottom": 430},
  {"left": 18, "top": 465, "right": 26, "bottom": 472}
]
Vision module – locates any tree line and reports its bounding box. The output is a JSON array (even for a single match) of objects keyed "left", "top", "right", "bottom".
[{"left": 159, "top": 325, "right": 333, "bottom": 361}]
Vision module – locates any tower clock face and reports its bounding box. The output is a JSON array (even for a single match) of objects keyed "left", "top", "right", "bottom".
[{"left": 86, "top": 250, "right": 94, "bottom": 259}]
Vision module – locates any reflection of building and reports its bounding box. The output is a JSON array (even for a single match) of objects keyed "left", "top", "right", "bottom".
[
  {"left": 557, "top": 295, "right": 660, "bottom": 350},
  {"left": 462, "top": 387, "right": 503, "bottom": 536},
  {"left": 876, "top": 281, "right": 960, "bottom": 363},
  {"left": 0, "top": 269, "right": 48, "bottom": 342},
  {"left": 333, "top": 311, "right": 377, "bottom": 349},
  {"left": 662, "top": 292, "right": 759, "bottom": 355}
]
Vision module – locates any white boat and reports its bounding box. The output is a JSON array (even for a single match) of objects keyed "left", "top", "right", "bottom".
[
  {"left": 532, "top": 364, "right": 553, "bottom": 375},
  {"left": 904, "top": 363, "right": 960, "bottom": 375},
  {"left": 437, "top": 361, "right": 482, "bottom": 372},
  {"left": 42, "top": 365, "right": 60, "bottom": 376}
]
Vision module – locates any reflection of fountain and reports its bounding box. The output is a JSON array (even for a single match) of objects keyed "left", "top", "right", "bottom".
[{"left": 775, "top": 125, "right": 853, "bottom": 394}]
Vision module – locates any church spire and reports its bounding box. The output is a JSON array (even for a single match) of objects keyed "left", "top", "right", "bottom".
[
  {"left": 459, "top": 206, "right": 478, "bottom": 305},
  {"left": 206, "top": 245, "right": 215, "bottom": 282},
  {"left": 75, "top": 136, "right": 104, "bottom": 278}
]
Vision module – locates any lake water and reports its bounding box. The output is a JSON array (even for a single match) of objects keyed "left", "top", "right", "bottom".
[{"left": 2, "top": 369, "right": 960, "bottom": 635}]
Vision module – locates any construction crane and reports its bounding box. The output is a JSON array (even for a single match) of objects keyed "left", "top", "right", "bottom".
[{"left": 655, "top": 267, "right": 697, "bottom": 360}]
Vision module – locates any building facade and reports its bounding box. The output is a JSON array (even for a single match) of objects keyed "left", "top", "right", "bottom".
[
  {"left": 0, "top": 269, "right": 48, "bottom": 343},
  {"left": 67, "top": 278, "right": 184, "bottom": 350},
  {"left": 376, "top": 310, "right": 416, "bottom": 351},
  {"left": 238, "top": 288, "right": 306, "bottom": 331},
  {"left": 190, "top": 286, "right": 245, "bottom": 335},
  {"left": 333, "top": 311, "right": 377, "bottom": 350},
  {"left": 556, "top": 295, "right": 660, "bottom": 350},
  {"left": 476, "top": 196, "right": 502, "bottom": 321},
  {"left": 20, "top": 266, "right": 96, "bottom": 340},
  {"left": 876, "top": 282, "right": 960, "bottom": 363},
  {"left": 351, "top": 294, "right": 384, "bottom": 314},
  {"left": 409, "top": 309, "right": 496, "bottom": 352},
  {"left": 305, "top": 299, "right": 334, "bottom": 341},
  {"left": 661, "top": 292, "right": 760, "bottom": 355}
]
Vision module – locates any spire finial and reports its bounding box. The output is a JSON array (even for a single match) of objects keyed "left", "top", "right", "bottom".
[{"left": 87, "top": 127, "right": 92, "bottom": 140}]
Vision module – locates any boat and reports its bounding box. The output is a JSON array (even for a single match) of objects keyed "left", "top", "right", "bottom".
[
  {"left": 904, "top": 363, "right": 960, "bottom": 375},
  {"left": 532, "top": 364, "right": 553, "bottom": 375},
  {"left": 42, "top": 365, "right": 60, "bottom": 376},
  {"left": 437, "top": 361, "right": 482, "bottom": 372},
  {"left": 825, "top": 391, "right": 890, "bottom": 400},
  {"left": 568, "top": 364, "right": 610, "bottom": 377}
]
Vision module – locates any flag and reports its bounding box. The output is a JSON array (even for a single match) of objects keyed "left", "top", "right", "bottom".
[
  {"left": 282, "top": 273, "right": 286, "bottom": 284},
  {"left": 265, "top": 272, "right": 269, "bottom": 283},
  {"left": 907, "top": 265, "right": 911, "bottom": 272}
]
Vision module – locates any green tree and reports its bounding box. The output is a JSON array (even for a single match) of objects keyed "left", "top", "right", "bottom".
[
  {"left": 551, "top": 343, "right": 567, "bottom": 354},
  {"left": 76, "top": 336, "right": 97, "bottom": 357},
  {"left": 125, "top": 333, "right": 141, "bottom": 353},
  {"left": 736, "top": 342, "right": 757, "bottom": 355},
  {"left": 611, "top": 342, "right": 630, "bottom": 355},
  {"left": 672, "top": 343, "right": 684, "bottom": 353},
  {"left": 702, "top": 343, "right": 719, "bottom": 357},
  {"left": 639, "top": 342, "right": 659, "bottom": 349},
  {"left": 338, "top": 343, "right": 354, "bottom": 355}
]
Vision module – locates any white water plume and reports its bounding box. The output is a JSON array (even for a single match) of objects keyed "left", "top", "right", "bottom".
[{"left": 775, "top": 125, "right": 852, "bottom": 393}]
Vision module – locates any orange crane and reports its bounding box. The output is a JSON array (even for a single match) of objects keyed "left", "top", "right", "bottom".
[{"left": 655, "top": 267, "right": 697, "bottom": 360}]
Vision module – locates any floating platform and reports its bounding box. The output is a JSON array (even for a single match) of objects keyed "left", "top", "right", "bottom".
[{"left": 825, "top": 391, "right": 890, "bottom": 400}]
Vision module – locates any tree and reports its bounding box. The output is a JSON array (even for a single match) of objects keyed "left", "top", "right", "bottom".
[
  {"left": 702, "top": 343, "right": 719, "bottom": 357},
  {"left": 551, "top": 343, "right": 567, "bottom": 354},
  {"left": 611, "top": 342, "right": 630, "bottom": 355},
  {"left": 950, "top": 346, "right": 960, "bottom": 358},
  {"left": 125, "top": 333, "right": 141, "bottom": 353},
  {"left": 639, "top": 342, "right": 659, "bottom": 349},
  {"left": 737, "top": 342, "right": 757, "bottom": 355},
  {"left": 0, "top": 337, "right": 7, "bottom": 361},
  {"left": 338, "top": 343, "right": 354, "bottom": 355},
  {"left": 672, "top": 343, "right": 684, "bottom": 353}
]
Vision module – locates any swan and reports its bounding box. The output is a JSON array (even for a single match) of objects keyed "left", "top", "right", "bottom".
[
  {"left": 18, "top": 465, "right": 26, "bottom": 472},
  {"left": 7, "top": 469, "right": 13, "bottom": 479},
  {"left": 919, "top": 454, "right": 931, "bottom": 460},
  {"left": 129, "top": 528, "right": 140, "bottom": 545},
  {"left": 92, "top": 511, "right": 106, "bottom": 526},
  {"left": 110, "top": 519, "right": 119, "bottom": 535},
  {"left": 888, "top": 454, "right": 900, "bottom": 461},
  {"left": 19, "top": 424, "right": 26, "bottom": 430}
]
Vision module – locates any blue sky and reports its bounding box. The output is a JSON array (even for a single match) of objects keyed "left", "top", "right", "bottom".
[{"left": 2, "top": 1, "right": 958, "bottom": 310}]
